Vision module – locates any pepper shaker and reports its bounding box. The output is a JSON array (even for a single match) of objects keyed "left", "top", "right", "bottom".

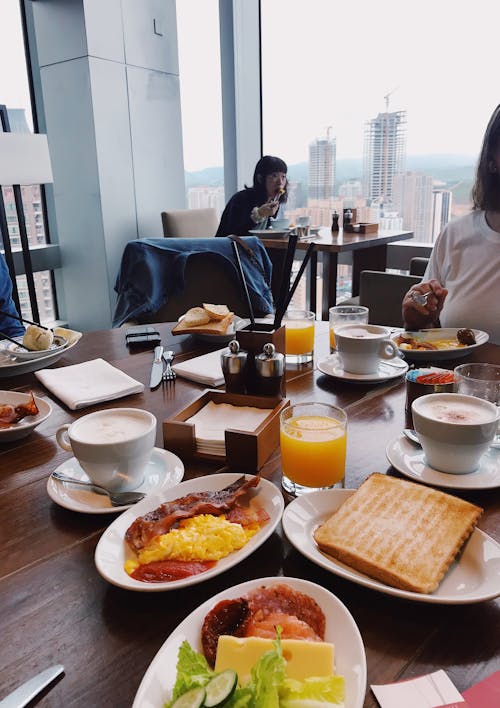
[
  {"left": 331, "top": 210, "right": 339, "bottom": 232},
  {"left": 255, "top": 343, "right": 285, "bottom": 397},
  {"left": 221, "top": 340, "right": 247, "bottom": 394}
]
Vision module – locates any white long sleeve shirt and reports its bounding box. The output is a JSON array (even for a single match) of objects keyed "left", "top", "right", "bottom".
[{"left": 424, "top": 210, "right": 500, "bottom": 344}]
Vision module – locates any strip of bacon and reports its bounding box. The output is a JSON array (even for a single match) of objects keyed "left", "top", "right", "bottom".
[
  {"left": 0, "top": 392, "right": 39, "bottom": 429},
  {"left": 125, "top": 475, "right": 260, "bottom": 551}
]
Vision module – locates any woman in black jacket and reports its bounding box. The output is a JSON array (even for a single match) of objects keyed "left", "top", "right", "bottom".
[{"left": 215, "top": 155, "right": 288, "bottom": 237}]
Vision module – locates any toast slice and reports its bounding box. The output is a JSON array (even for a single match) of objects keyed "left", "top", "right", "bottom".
[
  {"left": 313, "top": 473, "right": 482, "bottom": 594},
  {"left": 172, "top": 311, "right": 234, "bottom": 336},
  {"left": 203, "top": 303, "right": 231, "bottom": 321}
]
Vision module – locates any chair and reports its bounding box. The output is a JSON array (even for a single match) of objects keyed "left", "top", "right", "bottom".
[
  {"left": 161, "top": 208, "right": 218, "bottom": 238},
  {"left": 358, "top": 270, "right": 422, "bottom": 327},
  {"left": 135, "top": 251, "right": 253, "bottom": 323},
  {"left": 409, "top": 257, "right": 429, "bottom": 276}
]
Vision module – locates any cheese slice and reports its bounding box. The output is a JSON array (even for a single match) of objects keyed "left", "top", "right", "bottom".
[{"left": 214, "top": 636, "right": 335, "bottom": 685}]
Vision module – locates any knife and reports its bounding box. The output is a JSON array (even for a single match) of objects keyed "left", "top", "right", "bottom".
[
  {"left": 0, "top": 665, "right": 64, "bottom": 708},
  {"left": 149, "top": 345, "right": 164, "bottom": 388}
]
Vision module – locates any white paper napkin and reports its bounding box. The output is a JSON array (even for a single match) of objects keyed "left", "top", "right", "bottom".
[
  {"left": 185, "top": 401, "right": 270, "bottom": 448},
  {"left": 35, "top": 358, "right": 144, "bottom": 410},
  {"left": 172, "top": 349, "right": 226, "bottom": 387}
]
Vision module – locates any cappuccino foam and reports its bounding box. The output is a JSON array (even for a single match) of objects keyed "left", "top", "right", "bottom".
[
  {"left": 419, "top": 400, "right": 494, "bottom": 425},
  {"left": 339, "top": 327, "right": 380, "bottom": 339},
  {"left": 73, "top": 411, "right": 152, "bottom": 443}
]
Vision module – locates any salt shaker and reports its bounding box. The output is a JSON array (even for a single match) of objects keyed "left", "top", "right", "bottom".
[
  {"left": 255, "top": 343, "right": 285, "bottom": 397},
  {"left": 221, "top": 340, "right": 247, "bottom": 394},
  {"left": 331, "top": 210, "right": 339, "bottom": 232}
]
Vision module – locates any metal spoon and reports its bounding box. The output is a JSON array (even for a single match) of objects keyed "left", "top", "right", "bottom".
[
  {"left": 403, "top": 428, "right": 421, "bottom": 446},
  {"left": 51, "top": 471, "right": 146, "bottom": 506}
]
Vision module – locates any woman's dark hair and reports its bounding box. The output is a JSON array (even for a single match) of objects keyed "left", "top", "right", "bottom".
[
  {"left": 471, "top": 104, "right": 500, "bottom": 211},
  {"left": 248, "top": 155, "right": 288, "bottom": 202}
]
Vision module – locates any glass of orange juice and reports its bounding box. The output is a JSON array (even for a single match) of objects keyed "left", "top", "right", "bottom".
[
  {"left": 280, "top": 402, "right": 347, "bottom": 495},
  {"left": 329, "top": 305, "right": 369, "bottom": 352},
  {"left": 284, "top": 309, "right": 315, "bottom": 364}
]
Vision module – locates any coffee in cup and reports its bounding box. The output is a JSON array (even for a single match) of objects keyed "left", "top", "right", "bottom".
[
  {"left": 335, "top": 323, "right": 399, "bottom": 374},
  {"left": 412, "top": 393, "right": 499, "bottom": 474},
  {"left": 56, "top": 408, "right": 156, "bottom": 491}
]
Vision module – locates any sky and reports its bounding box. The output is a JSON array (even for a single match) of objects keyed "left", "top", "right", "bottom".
[{"left": 2, "top": 0, "right": 498, "bottom": 171}]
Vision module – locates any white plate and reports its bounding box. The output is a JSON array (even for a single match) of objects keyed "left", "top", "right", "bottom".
[
  {"left": 132, "top": 576, "right": 367, "bottom": 708},
  {"left": 392, "top": 328, "right": 489, "bottom": 360},
  {"left": 7, "top": 335, "right": 67, "bottom": 360},
  {"left": 0, "top": 391, "right": 52, "bottom": 442},
  {"left": 47, "top": 448, "right": 184, "bottom": 514},
  {"left": 0, "top": 335, "right": 80, "bottom": 377},
  {"left": 386, "top": 434, "right": 500, "bottom": 490},
  {"left": 94, "top": 473, "right": 284, "bottom": 590},
  {"left": 282, "top": 489, "right": 500, "bottom": 604},
  {"left": 317, "top": 352, "right": 408, "bottom": 383},
  {"left": 249, "top": 228, "right": 290, "bottom": 238}
]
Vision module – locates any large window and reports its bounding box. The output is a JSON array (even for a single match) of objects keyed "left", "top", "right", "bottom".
[
  {"left": 261, "top": 0, "right": 497, "bottom": 244},
  {"left": 176, "top": 0, "right": 225, "bottom": 219},
  {"left": 0, "top": 0, "right": 57, "bottom": 324}
]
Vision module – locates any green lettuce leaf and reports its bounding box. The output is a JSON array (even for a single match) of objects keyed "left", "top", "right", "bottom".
[
  {"left": 166, "top": 640, "right": 214, "bottom": 705},
  {"left": 279, "top": 675, "right": 345, "bottom": 706}
]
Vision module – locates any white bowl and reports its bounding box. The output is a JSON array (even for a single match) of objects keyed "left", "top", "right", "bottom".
[
  {"left": 0, "top": 391, "right": 52, "bottom": 442},
  {"left": 8, "top": 335, "right": 67, "bottom": 360}
]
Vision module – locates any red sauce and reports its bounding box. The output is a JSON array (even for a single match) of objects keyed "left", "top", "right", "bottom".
[{"left": 131, "top": 559, "right": 215, "bottom": 583}]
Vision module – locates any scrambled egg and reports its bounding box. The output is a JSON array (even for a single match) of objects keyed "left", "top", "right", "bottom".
[{"left": 125, "top": 514, "right": 260, "bottom": 575}]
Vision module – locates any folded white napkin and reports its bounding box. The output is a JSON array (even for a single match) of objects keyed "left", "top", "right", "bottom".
[
  {"left": 185, "top": 401, "right": 270, "bottom": 454},
  {"left": 172, "top": 348, "right": 226, "bottom": 387},
  {"left": 35, "top": 358, "right": 144, "bottom": 410}
]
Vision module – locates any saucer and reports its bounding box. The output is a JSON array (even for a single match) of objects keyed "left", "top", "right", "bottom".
[
  {"left": 386, "top": 435, "right": 500, "bottom": 490},
  {"left": 47, "top": 448, "right": 184, "bottom": 513},
  {"left": 317, "top": 352, "right": 408, "bottom": 383}
]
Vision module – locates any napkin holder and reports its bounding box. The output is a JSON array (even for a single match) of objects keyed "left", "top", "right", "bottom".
[
  {"left": 358, "top": 222, "right": 378, "bottom": 234},
  {"left": 235, "top": 324, "right": 286, "bottom": 396},
  {"left": 163, "top": 389, "right": 289, "bottom": 473}
]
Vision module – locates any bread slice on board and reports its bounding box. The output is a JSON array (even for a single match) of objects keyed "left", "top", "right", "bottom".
[{"left": 313, "top": 473, "right": 482, "bottom": 594}]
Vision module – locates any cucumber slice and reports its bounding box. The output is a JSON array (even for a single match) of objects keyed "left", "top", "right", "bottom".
[
  {"left": 171, "top": 686, "right": 206, "bottom": 708},
  {"left": 204, "top": 670, "right": 238, "bottom": 707}
]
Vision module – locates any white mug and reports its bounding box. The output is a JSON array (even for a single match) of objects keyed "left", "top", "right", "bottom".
[
  {"left": 56, "top": 408, "right": 156, "bottom": 491},
  {"left": 412, "top": 393, "right": 499, "bottom": 474},
  {"left": 335, "top": 323, "right": 399, "bottom": 374}
]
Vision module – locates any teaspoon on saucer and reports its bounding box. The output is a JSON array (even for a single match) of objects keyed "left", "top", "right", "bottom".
[
  {"left": 403, "top": 429, "right": 421, "bottom": 445},
  {"left": 51, "top": 471, "right": 146, "bottom": 506}
]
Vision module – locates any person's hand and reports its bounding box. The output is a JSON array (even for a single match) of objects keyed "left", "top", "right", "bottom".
[
  {"left": 257, "top": 198, "right": 280, "bottom": 219},
  {"left": 402, "top": 279, "right": 448, "bottom": 330}
]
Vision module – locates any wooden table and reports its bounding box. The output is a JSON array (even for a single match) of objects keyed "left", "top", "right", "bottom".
[
  {"left": 1, "top": 323, "right": 499, "bottom": 707},
  {"left": 261, "top": 228, "right": 414, "bottom": 319}
]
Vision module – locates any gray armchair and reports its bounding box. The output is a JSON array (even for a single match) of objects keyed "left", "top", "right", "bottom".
[
  {"left": 358, "top": 270, "right": 422, "bottom": 327},
  {"left": 161, "top": 208, "right": 218, "bottom": 238}
]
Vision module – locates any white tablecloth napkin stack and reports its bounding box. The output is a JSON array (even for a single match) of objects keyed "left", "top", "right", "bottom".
[
  {"left": 185, "top": 401, "right": 270, "bottom": 456},
  {"left": 35, "top": 358, "right": 144, "bottom": 410},
  {"left": 172, "top": 348, "right": 226, "bottom": 387}
]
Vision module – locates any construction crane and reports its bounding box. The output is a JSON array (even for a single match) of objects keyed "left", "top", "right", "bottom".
[{"left": 384, "top": 86, "right": 398, "bottom": 113}]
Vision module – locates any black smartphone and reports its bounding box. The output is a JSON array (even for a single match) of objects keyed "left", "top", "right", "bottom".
[{"left": 125, "top": 325, "right": 161, "bottom": 346}]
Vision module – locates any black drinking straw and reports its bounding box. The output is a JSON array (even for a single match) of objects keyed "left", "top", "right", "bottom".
[
  {"left": 281, "top": 243, "right": 315, "bottom": 315},
  {"left": 231, "top": 240, "right": 256, "bottom": 329},
  {"left": 273, "top": 232, "right": 298, "bottom": 328}
]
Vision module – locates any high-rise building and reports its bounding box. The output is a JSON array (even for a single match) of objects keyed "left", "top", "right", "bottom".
[
  {"left": 392, "top": 171, "right": 434, "bottom": 242},
  {"left": 308, "top": 129, "right": 336, "bottom": 202},
  {"left": 432, "top": 189, "right": 452, "bottom": 241},
  {"left": 363, "top": 110, "right": 407, "bottom": 202},
  {"left": 187, "top": 186, "right": 226, "bottom": 217}
]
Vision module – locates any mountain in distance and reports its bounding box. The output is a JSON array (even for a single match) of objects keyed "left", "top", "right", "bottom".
[{"left": 185, "top": 154, "right": 476, "bottom": 191}]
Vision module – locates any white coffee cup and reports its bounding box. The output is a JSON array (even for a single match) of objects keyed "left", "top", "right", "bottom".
[
  {"left": 56, "top": 408, "right": 156, "bottom": 491},
  {"left": 335, "top": 323, "right": 399, "bottom": 374},
  {"left": 412, "top": 393, "right": 499, "bottom": 474},
  {"left": 271, "top": 218, "right": 290, "bottom": 230}
]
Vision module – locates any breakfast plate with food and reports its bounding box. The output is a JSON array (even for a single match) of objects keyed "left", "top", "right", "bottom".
[
  {"left": 0, "top": 390, "right": 52, "bottom": 442},
  {"left": 132, "top": 576, "right": 367, "bottom": 708},
  {"left": 392, "top": 327, "right": 488, "bottom": 360},
  {"left": 172, "top": 304, "right": 248, "bottom": 343},
  {"left": 0, "top": 326, "right": 82, "bottom": 377},
  {"left": 248, "top": 228, "right": 290, "bottom": 238},
  {"left": 94, "top": 473, "right": 284, "bottom": 591},
  {"left": 282, "top": 475, "right": 500, "bottom": 604}
]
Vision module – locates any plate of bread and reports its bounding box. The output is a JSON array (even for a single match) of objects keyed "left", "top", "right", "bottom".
[
  {"left": 172, "top": 304, "right": 247, "bottom": 343},
  {"left": 282, "top": 473, "right": 500, "bottom": 604}
]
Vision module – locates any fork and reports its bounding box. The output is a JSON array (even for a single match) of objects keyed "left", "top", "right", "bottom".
[
  {"left": 410, "top": 290, "right": 432, "bottom": 306},
  {"left": 163, "top": 350, "right": 176, "bottom": 382}
]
